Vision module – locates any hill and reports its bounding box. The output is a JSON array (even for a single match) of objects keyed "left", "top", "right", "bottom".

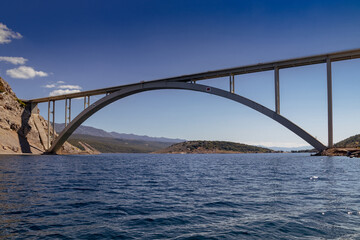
[
  {"left": 67, "top": 134, "right": 174, "bottom": 153},
  {"left": 155, "top": 141, "right": 274, "bottom": 154},
  {"left": 54, "top": 123, "right": 185, "bottom": 143},
  {"left": 335, "top": 134, "right": 360, "bottom": 148}
]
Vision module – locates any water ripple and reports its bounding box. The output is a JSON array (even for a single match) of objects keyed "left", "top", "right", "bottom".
[{"left": 1, "top": 153, "right": 360, "bottom": 239}]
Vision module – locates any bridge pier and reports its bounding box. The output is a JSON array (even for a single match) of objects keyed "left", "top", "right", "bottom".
[
  {"left": 52, "top": 101, "right": 55, "bottom": 146},
  {"left": 84, "top": 96, "right": 90, "bottom": 109},
  {"left": 65, "top": 98, "right": 72, "bottom": 126},
  {"left": 229, "top": 74, "right": 235, "bottom": 93},
  {"left": 47, "top": 101, "right": 50, "bottom": 149},
  {"left": 47, "top": 100, "right": 56, "bottom": 149},
  {"left": 274, "top": 67, "right": 280, "bottom": 114},
  {"left": 28, "top": 102, "right": 39, "bottom": 114},
  {"left": 327, "top": 58, "right": 333, "bottom": 148}
]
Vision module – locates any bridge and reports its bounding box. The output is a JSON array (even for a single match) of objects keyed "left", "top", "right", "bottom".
[{"left": 25, "top": 48, "right": 360, "bottom": 154}]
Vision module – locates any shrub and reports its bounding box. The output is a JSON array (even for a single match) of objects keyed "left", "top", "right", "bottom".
[{"left": 16, "top": 98, "right": 26, "bottom": 108}]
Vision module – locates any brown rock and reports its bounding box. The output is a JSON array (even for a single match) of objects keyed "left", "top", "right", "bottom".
[{"left": 0, "top": 77, "right": 83, "bottom": 155}]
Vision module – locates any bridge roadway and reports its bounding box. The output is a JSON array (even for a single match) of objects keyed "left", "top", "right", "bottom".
[
  {"left": 24, "top": 48, "right": 360, "bottom": 154},
  {"left": 28, "top": 48, "right": 360, "bottom": 103}
]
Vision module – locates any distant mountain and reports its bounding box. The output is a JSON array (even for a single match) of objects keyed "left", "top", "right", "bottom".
[
  {"left": 156, "top": 141, "right": 274, "bottom": 154},
  {"left": 335, "top": 134, "right": 360, "bottom": 148},
  {"left": 68, "top": 134, "right": 173, "bottom": 153},
  {"left": 54, "top": 123, "right": 185, "bottom": 143},
  {"left": 108, "top": 131, "right": 185, "bottom": 143},
  {"left": 265, "top": 146, "right": 313, "bottom": 152}
]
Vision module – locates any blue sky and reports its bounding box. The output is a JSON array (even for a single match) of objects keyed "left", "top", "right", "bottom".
[{"left": 1, "top": 0, "right": 360, "bottom": 148}]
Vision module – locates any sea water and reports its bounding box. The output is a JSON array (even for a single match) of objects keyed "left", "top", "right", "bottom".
[{"left": 1, "top": 153, "right": 360, "bottom": 239}]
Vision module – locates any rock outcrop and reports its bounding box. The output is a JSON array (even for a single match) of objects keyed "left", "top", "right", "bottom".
[
  {"left": 78, "top": 141, "right": 101, "bottom": 155},
  {"left": 319, "top": 148, "right": 360, "bottom": 158},
  {"left": 0, "top": 77, "right": 82, "bottom": 154}
]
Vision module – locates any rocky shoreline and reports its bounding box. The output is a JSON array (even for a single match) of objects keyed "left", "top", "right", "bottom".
[{"left": 316, "top": 148, "right": 360, "bottom": 158}]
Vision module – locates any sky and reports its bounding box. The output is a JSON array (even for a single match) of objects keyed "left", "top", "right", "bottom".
[{"left": 0, "top": 0, "right": 360, "bottom": 149}]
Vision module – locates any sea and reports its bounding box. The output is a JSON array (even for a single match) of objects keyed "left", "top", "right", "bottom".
[{"left": 1, "top": 153, "right": 360, "bottom": 239}]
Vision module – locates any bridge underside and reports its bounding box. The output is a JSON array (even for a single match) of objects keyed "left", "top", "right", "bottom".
[{"left": 46, "top": 82, "right": 326, "bottom": 154}]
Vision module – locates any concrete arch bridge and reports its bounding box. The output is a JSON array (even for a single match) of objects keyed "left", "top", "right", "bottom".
[{"left": 25, "top": 49, "right": 360, "bottom": 154}]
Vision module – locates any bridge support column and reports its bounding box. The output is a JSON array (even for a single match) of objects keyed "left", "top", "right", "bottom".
[
  {"left": 274, "top": 67, "right": 280, "bottom": 114},
  {"left": 65, "top": 99, "right": 68, "bottom": 126},
  {"left": 327, "top": 58, "right": 333, "bottom": 148},
  {"left": 84, "top": 96, "right": 90, "bottom": 109},
  {"left": 65, "top": 98, "right": 72, "bottom": 126},
  {"left": 52, "top": 100, "right": 55, "bottom": 145},
  {"left": 229, "top": 74, "right": 235, "bottom": 93},
  {"left": 28, "top": 102, "right": 39, "bottom": 115},
  {"left": 47, "top": 100, "right": 56, "bottom": 149},
  {"left": 68, "top": 99, "right": 71, "bottom": 123},
  {"left": 47, "top": 101, "right": 50, "bottom": 149}
]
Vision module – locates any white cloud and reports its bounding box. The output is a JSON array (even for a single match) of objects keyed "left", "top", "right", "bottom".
[
  {"left": 44, "top": 84, "right": 56, "bottom": 88},
  {"left": 0, "top": 56, "right": 27, "bottom": 65},
  {"left": 44, "top": 81, "right": 83, "bottom": 96},
  {"left": 0, "top": 23, "right": 22, "bottom": 44},
  {"left": 58, "top": 84, "right": 82, "bottom": 90},
  {"left": 6, "top": 66, "right": 48, "bottom": 79},
  {"left": 49, "top": 89, "right": 81, "bottom": 96}
]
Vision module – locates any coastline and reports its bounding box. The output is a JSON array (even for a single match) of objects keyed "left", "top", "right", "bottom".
[{"left": 318, "top": 148, "right": 360, "bottom": 158}]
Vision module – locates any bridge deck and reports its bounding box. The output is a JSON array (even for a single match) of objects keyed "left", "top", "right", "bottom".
[{"left": 26, "top": 48, "right": 360, "bottom": 103}]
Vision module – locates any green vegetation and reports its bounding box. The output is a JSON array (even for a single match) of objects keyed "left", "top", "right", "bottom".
[
  {"left": 67, "top": 134, "right": 174, "bottom": 153},
  {"left": 66, "top": 136, "right": 273, "bottom": 154},
  {"left": 156, "top": 140, "right": 273, "bottom": 154},
  {"left": 16, "top": 98, "right": 26, "bottom": 108},
  {"left": 335, "top": 134, "right": 360, "bottom": 148}
]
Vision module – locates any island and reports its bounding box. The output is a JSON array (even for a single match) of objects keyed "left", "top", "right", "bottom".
[{"left": 154, "top": 141, "right": 274, "bottom": 154}]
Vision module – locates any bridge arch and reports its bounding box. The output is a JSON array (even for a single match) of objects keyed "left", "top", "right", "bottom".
[{"left": 47, "top": 82, "right": 326, "bottom": 154}]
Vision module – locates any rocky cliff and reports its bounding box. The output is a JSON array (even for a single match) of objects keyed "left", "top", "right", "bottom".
[{"left": 0, "top": 77, "right": 83, "bottom": 154}]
